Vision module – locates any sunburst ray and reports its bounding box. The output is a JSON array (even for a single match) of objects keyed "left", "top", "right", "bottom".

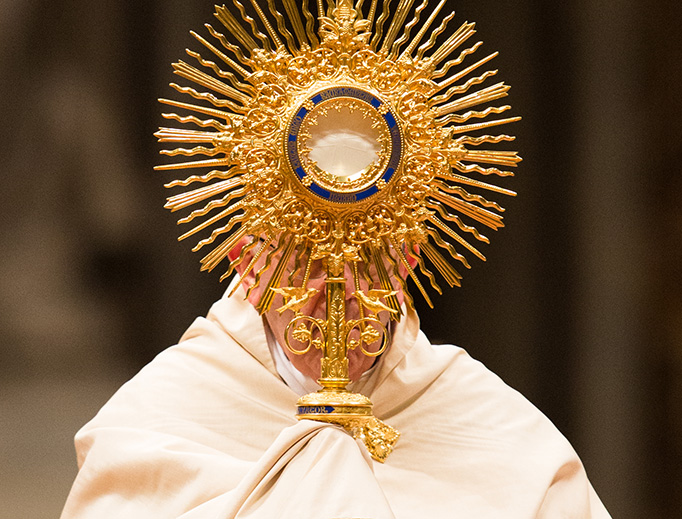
[
  {"left": 161, "top": 112, "right": 230, "bottom": 131},
  {"left": 282, "top": 0, "right": 309, "bottom": 49},
  {"left": 222, "top": 234, "right": 262, "bottom": 283},
  {"left": 185, "top": 48, "right": 255, "bottom": 93},
  {"left": 420, "top": 241, "right": 463, "bottom": 287},
  {"left": 408, "top": 243, "right": 444, "bottom": 293},
  {"left": 429, "top": 21, "right": 477, "bottom": 66},
  {"left": 199, "top": 224, "right": 252, "bottom": 272},
  {"left": 256, "top": 237, "right": 298, "bottom": 314},
  {"left": 425, "top": 228, "right": 472, "bottom": 268},
  {"left": 389, "top": 0, "right": 428, "bottom": 58},
  {"left": 214, "top": 4, "right": 259, "bottom": 51},
  {"left": 158, "top": 98, "right": 238, "bottom": 121},
  {"left": 416, "top": 10, "right": 455, "bottom": 60},
  {"left": 168, "top": 82, "right": 244, "bottom": 111},
  {"left": 205, "top": 24, "right": 253, "bottom": 68},
  {"left": 227, "top": 233, "right": 274, "bottom": 290},
  {"left": 191, "top": 212, "right": 249, "bottom": 251},
  {"left": 164, "top": 176, "right": 245, "bottom": 212},
  {"left": 379, "top": 0, "right": 415, "bottom": 54},
  {"left": 190, "top": 30, "right": 251, "bottom": 79},
  {"left": 432, "top": 41, "right": 484, "bottom": 79}
]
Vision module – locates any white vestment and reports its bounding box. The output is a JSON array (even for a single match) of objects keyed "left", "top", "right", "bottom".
[{"left": 62, "top": 287, "right": 611, "bottom": 518}]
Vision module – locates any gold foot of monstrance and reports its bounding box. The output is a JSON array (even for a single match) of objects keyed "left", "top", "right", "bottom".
[{"left": 156, "top": 0, "right": 521, "bottom": 463}]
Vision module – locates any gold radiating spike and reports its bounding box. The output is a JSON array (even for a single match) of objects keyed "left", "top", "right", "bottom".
[
  {"left": 416, "top": 10, "right": 455, "bottom": 60},
  {"left": 408, "top": 244, "right": 444, "bottom": 294},
  {"left": 367, "top": 0, "right": 379, "bottom": 25},
  {"left": 456, "top": 134, "right": 516, "bottom": 146},
  {"left": 214, "top": 5, "right": 258, "bottom": 51},
  {"left": 227, "top": 234, "right": 274, "bottom": 291},
  {"left": 282, "top": 0, "right": 309, "bottom": 48},
  {"left": 177, "top": 191, "right": 248, "bottom": 225},
  {"left": 462, "top": 149, "right": 522, "bottom": 167},
  {"left": 164, "top": 169, "right": 236, "bottom": 189},
  {"left": 430, "top": 190, "right": 504, "bottom": 230},
  {"left": 172, "top": 61, "right": 250, "bottom": 106},
  {"left": 426, "top": 228, "right": 472, "bottom": 268},
  {"left": 452, "top": 161, "right": 514, "bottom": 178},
  {"left": 248, "top": 0, "right": 284, "bottom": 50},
  {"left": 222, "top": 234, "right": 261, "bottom": 283},
  {"left": 190, "top": 31, "right": 251, "bottom": 78},
  {"left": 370, "top": 244, "right": 402, "bottom": 318},
  {"left": 426, "top": 201, "right": 491, "bottom": 243},
  {"left": 383, "top": 240, "right": 416, "bottom": 310},
  {"left": 185, "top": 48, "right": 254, "bottom": 93},
  {"left": 434, "top": 182, "right": 504, "bottom": 212},
  {"left": 232, "top": 0, "right": 272, "bottom": 52},
  {"left": 301, "top": 246, "right": 316, "bottom": 288},
  {"left": 420, "top": 242, "right": 463, "bottom": 287},
  {"left": 289, "top": 243, "right": 311, "bottom": 287},
  {"left": 429, "top": 21, "right": 476, "bottom": 66},
  {"left": 400, "top": 0, "right": 446, "bottom": 59},
  {"left": 164, "top": 177, "right": 244, "bottom": 211},
  {"left": 177, "top": 198, "right": 246, "bottom": 230},
  {"left": 434, "top": 82, "right": 509, "bottom": 118},
  {"left": 301, "top": 0, "right": 319, "bottom": 46},
  {"left": 389, "top": 236, "right": 433, "bottom": 308},
  {"left": 159, "top": 98, "right": 237, "bottom": 121},
  {"left": 379, "top": 0, "right": 416, "bottom": 54},
  {"left": 437, "top": 171, "right": 517, "bottom": 197},
  {"left": 155, "top": 157, "right": 232, "bottom": 172},
  {"left": 438, "top": 105, "right": 510, "bottom": 125},
  {"left": 436, "top": 51, "right": 498, "bottom": 90},
  {"left": 256, "top": 237, "right": 298, "bottom": 314},
  {"left": 432, "top": 41, "right": 483, "bottom": 79},
  {"left": 447, "top": 116, "right": 522, "bottom": 135},
  {"left": 426, "top": 214, "right": 486, "bottom": 261},
  {"left": 390, "top": 0, "right": 428, "bottom": 58},
  {"left": 200, "top": 225, "right": 251, "bottom": 272},
  {"left": 317, "top": 0, "right": 325, "bottom": 17},
  {"left": 161, "top": 113, "right": 230, "bottom": 132},
  {"left": 205, "top": 24, "right": 252, "bottom": 67},
  {"left": 178, "top": 203, "right": 246, "bottom": 242},
  {"left": 266, "top": 0, "right": 298, "bottom": 53},
  {"left": 168, "top": 83, "right": 244, "bottom": 112},
  {"left": 160, "top": 146, "right": 221, "bottom": 158},
  {"left": 192, "top": 212, "right": 248, "bottom": 251},
  {"left": 155, "top": 128, "right": 218, "bottom": 144},
  {"left": 358, "top": 247, "right": 378, "bottom": 291},
  {"left": 430, "top": 70, "right": 499, "bottom": 105},
  {"left": 247, "top": 239, "right": 283, "bottom": 300},
  {"left": 369, "top": 0, "right": 393, "bottom": 49}
]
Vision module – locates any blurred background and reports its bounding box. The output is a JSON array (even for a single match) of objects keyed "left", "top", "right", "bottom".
[{"left": 1, "top": 0, "right": 680, "bottom": 517}]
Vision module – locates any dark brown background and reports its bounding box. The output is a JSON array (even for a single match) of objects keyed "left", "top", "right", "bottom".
[{"left": 0, "top": 1, "right": 680, "bottom": 517}]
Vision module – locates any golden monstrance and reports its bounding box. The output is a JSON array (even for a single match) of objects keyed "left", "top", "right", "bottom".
[{"left": 156, "top": 0, "right": 521, "bottom": 462}]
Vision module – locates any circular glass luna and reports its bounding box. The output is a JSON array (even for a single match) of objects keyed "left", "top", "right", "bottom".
[{"left": 286, "top": 87, "right": 402, "bottom": 204}]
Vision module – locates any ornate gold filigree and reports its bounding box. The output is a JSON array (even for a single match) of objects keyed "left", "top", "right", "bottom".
[{"left": 157, "top": 0, "right": 521, "bottom": 462}]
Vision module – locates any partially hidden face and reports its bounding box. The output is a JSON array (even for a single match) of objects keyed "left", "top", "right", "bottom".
[{"left": 230, "top": 238, "right": 409, "bottom": 382}]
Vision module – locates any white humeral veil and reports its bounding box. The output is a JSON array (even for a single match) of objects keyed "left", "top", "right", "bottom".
[{"left": 61, "top": 284, "right": 611, "bottom": 519}]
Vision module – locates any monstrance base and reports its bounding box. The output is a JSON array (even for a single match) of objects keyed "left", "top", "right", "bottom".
[{"left": 296, "top": 390, "right": 400, "bottom": 463}]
